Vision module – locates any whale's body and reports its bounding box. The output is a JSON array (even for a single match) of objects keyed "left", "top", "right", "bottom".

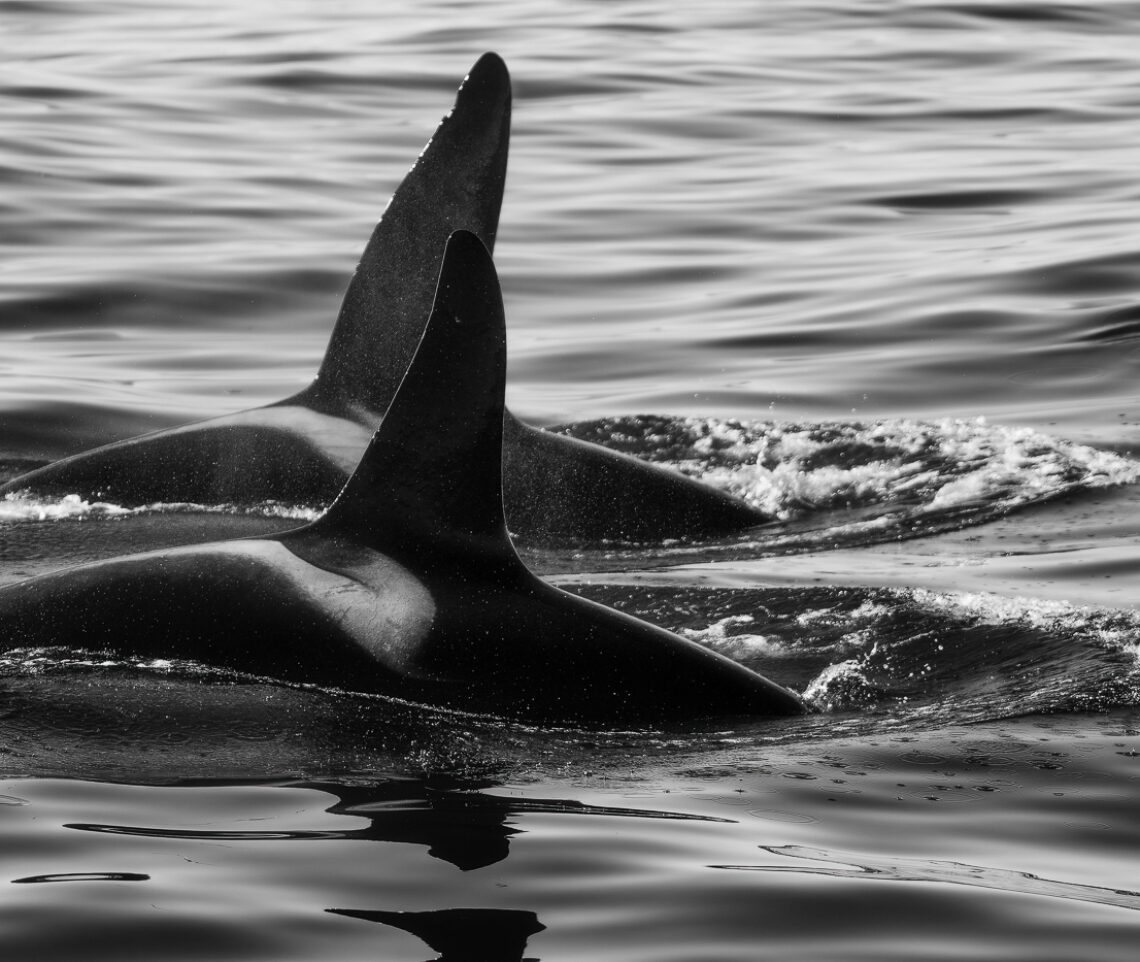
[
  {"left": 0, "top": 232, "right": 803, "bottom": 725},
  {"left": 0, "top": 54, "right": 765, "bottom": 544}
]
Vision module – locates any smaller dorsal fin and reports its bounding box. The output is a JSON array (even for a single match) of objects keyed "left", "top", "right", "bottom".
[
  {"left": 308, "top": 230, "right": 521, "bottom": 571},
  {"left": 296, "top": 53, "right": 511, "bottom": 419}
]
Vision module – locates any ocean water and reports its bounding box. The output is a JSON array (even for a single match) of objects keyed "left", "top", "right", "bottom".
[{"left": 2, "top": 0, "right": 1140, "bottom": 959}]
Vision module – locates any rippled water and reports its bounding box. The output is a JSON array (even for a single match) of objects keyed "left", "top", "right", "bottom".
[{"left": 3, "top": 1, "right": 1140, "bottom": 959}]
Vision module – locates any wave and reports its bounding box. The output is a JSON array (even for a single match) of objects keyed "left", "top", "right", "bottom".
[
  {"left": 557, "top": 415, "right": 1140, "bottom": 551},
  {"left": 573, "top": 582, "right": 1140, "bottom": 723}
]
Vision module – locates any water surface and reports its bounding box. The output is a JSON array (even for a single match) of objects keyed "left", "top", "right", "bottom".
[{"left": 2, "top": 1, "right": 1140, "bottom": 959}]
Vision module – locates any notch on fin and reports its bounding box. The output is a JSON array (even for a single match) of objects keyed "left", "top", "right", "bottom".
[
  {"left": 312, "top": 230, "right": 517, "bottom": 568},
  {"left": 300, "top": 53, "right": 512, "bottom": 418}
]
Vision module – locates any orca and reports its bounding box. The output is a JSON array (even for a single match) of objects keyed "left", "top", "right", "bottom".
[
  {"left": 0, "top": 54, "right": 511, "bottom": 514},
  {"left": 0, "top": 54, "right": 766, "bottom": 543},
  {"left": 0, "top": 232, "right": 804, "bottom": 725}
]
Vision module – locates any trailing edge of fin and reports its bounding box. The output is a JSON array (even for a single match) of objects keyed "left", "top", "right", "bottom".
[
  {"left": 299, "top": 53, "right": 512, "bottom": 419},
  {"left": 313, "top": 230, "right": 517, "bottom": 566}
]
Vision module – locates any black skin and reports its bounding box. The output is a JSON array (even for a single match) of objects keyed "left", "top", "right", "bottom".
[{"left": 0, "top": 533, "right": 804, "bottom": 725}]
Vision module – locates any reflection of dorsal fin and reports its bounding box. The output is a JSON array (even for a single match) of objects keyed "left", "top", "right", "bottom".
[
  {"left": 294, "top": 53, "right": 511, "bottom": 418},
  {"left": 309, "top": 230, "right": 520, "bottom": 571},
  {"left": 327, "top": 908, "right": 545, "bottom": 961}
]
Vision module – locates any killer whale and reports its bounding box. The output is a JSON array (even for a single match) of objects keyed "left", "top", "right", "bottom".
[
  {"left": 0, "top": 232, "right": 804, "bottom": 724},
  {"left": 0, "top": 53, "right": 511, "bottom": 512},
  {"left": 0, "top": 55, "right": 766, "bottom": 543}
]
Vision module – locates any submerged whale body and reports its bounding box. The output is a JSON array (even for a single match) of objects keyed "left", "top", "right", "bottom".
[
  {"left": 0, "top": 54, "right": 766, "bottom": 543},
  {"left": 0, "top": 232, "right": 804, "bottom": 725}
]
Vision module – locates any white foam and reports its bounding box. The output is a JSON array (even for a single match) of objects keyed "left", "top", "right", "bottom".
[
  {"left": 0, "top": 492, "right": 320, "bottom": 524},
  {"left": 650, "top": 416, "right": 1140, "bottom": 522},
  {"left": 907, "top": 587, "right": 1140, "bottom": 663},
  {"left": 681, "top": 614, "right": 788, "bottom": 658},
  {"left": 802, "top": 659, "right": 881, "bottom": 711},
  {"left": 0, "top": 493, "right": 132, "bottom": 522}
]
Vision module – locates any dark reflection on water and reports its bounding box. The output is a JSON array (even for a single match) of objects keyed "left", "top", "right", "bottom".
[
  {"left": 66, "top": 780, "right": 519, "bottom": 872},
  {"left": 303, "top": 780, "right": 517, "bottom": 871},
  {"left": 65, "top": 778, "right": 736, "bottom": 872},
  {"left": 12, "top": 871, "right": 150, "bottom": 884},
  {"left": 0, "top": 714, "right": 1138, "bottom": 961},
  {"left": 329, "top": 908, "right": 545, "bottom": 962}
]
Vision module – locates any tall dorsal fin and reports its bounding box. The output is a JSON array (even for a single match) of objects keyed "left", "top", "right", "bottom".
[
  {"left": 296, "top": 53, "right": 511, "bottom": 418},
  {"left": 308, "top": 230, "right": 520, "bottom": 570}
]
